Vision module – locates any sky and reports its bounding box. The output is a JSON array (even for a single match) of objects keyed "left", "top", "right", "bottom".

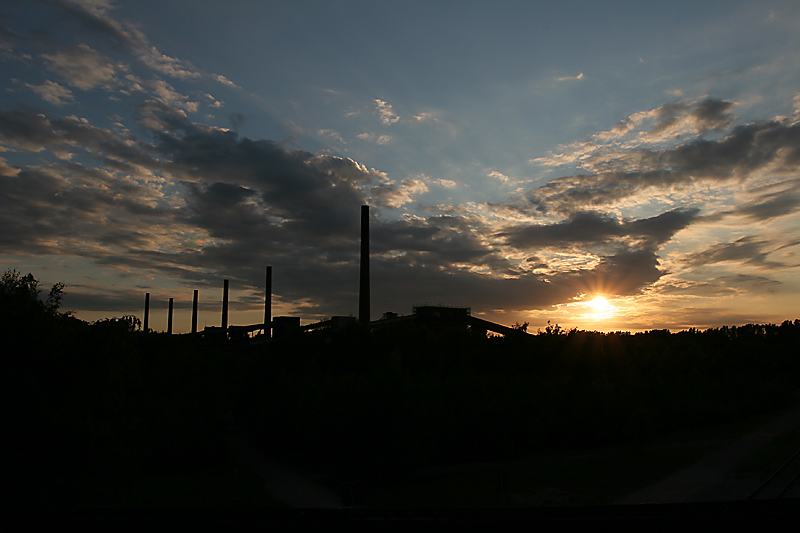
[{"left": 1, "top": 0, "right": 799, "bottom": 333}]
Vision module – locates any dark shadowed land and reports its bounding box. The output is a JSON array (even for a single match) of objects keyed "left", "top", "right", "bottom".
[{"left": 3, "top": 271, "right": 800, "bottom": 524}]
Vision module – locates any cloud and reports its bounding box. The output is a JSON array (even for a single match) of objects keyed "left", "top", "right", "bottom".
[
  {"left": 204, "top": 93, "right": 224, "bottom": 109},
  {"left": 488, "top": 170, "right": 518, "bottom": 184},
  {"left": 367, "top": 178, "right": 429, "bottom": 208},
  {"left": 725, "top": 179, "right": 800, "bottom": 221},
  {"left": 434, "top": 179, "right": 457, "bottom": 188},
  {"left": 499, "top": 208, "right": 700, "bottom": 250},
  {"left": 522, "top": 105, "right": 800, "bottom": 215},
  {"left": 53, "top": 0, "right": 203, "bottom": 81},
  {"left": 0, "top": 157, "right": 20, "bottom": 177},
  {"left": 317, "top": 129, "right": 345, "bottom": 144},
  {"left": 26, "top": 80, "right": 75, "bottom": 105},
  {"left": 148, "top": 79, "right": 198, "bottom": 112},
  {"left": 357, "top": 132, "right": 392, "bottom": 144},
  {"left": 42, "top": 44, "right": 126, "bottom": 90},
  {"left": 214, "top": 74, "right": 240, "bottom": 89},
  {"left": 0, "top": 107, "right": 113, "bottom": 152},
  {"left": 535, "top": 97, "right": 738, "bottom": 169},
  {"left": 682, "top": 236, "right": 792, "bottom": 269},
  {"left": 2, "top": 97, "right": 701, "bottom": 313},
  {"left": 374, "top": 98, "right": 400, "bottom": 125}
]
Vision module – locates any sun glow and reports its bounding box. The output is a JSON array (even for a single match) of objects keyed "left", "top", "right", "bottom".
[
  {"left": 589, "top": 296, "right": 610, "bottom": 311},
  {"left": 584, "top": 295, "right": 616, "bottom": 320}
]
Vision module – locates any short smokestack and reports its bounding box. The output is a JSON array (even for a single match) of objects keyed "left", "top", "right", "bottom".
[
  {"left": 264, "top": 266, "right": 272, "bottom": 338},
  {"left": 191, "top": 289, "right": 198, "bottom": 334},
  {"left": 143, "top": 292, "right": 150, "bottom": 332},
  {"left": 167, "top": 297, "right": 174, "bottom": 334},
  {"left": 222, "top": 279, "right": 229, "bottom": 331},
  {"left": 359, "top": 205, "right": 370, "bottom": 323}
]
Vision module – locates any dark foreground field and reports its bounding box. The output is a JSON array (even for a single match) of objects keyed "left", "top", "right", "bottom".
[{"left": 4, "top": 295, "right": 799, "bottom": 512}]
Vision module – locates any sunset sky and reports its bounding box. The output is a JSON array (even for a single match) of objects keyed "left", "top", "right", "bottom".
[{"left": 1, "top": 0, "right": 799, "bottom": 333}]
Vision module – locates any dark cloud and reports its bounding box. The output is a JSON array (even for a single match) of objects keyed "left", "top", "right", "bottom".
[
  {"left": 229, "top": 113, "right": 246, "bottom": 132},
  {"left": 651, "top": 97, "right": 735, "bottom": 136},
  {"left": 524, "top": 115, "right": 800, "bottom": 215},
  {"left": 0, "top": 17, "right": 24, "bottom": 54},
  {"left": 368, "top": 245, "right": 663, "bottom": 317},
  {"left": 499, "top": 208, "right": 699, "bottom": 250},
  {"left": 0, "top": 106, "right": 116, "bottom": 151},
  {"left": 374, "top": 214, "right": 503, "bottom": 268},
  {"left": 733, "top": 180, "right": 800, "bottom": 220},
  {"left": 683, "top": 236, "right": 785, "bottom": 269},
  {"left": 155, "top": 128, "right": 370, "bottom": 243},
  {"left": 625, "top": 208, "right": 700, "bottom": 244},
  {"left": 52, "top": 0, "right": 141, "bottom": 50},
  {"left": 51, "top": 0, "right": 200, "bottom": 80}
]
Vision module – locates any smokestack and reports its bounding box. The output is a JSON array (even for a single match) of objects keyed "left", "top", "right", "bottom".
[
  {"left": 167, "top": 297, "right": 174, "bottom": 334},
  {"left": 191, "top": 289, "right": 198, "bottom": 334},
  {"left": 143, "top": 292, "right": 150, "bottom": 332},
  {"left": 222, "top": 279, "right": 229, "bottom": 331},
  {"left": 359, "top": 205, "right": 370, "bottom": 323},
  {"left": 264, "top": 266, "right": 272, "bottom": 338}
]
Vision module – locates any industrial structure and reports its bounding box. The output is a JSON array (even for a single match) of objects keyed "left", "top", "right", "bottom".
[{"left": 142, "top": 205, "right": 529, "bottom": 340}]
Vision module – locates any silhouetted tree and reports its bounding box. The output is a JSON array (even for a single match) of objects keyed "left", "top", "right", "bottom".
[{"left": 0, "top": 269, "right": 68, "bottom": 318}]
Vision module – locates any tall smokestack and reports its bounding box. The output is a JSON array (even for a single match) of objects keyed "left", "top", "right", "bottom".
[
  {"left": 191, "top": 289, "right": 198, "bottom": 334},
  {"left": 264, "top": 266, "right": 272, "bottom": 338},
  {"left": 143, "top": 292, "right": 150, "bottom": 332},
  {"left": 359, "top": 205, "right": 370, "bottom": 323},
  {"left": 167, "top": 297, "right": 174, "bottom": 334},
  {"left": 222, "top": 279, "right": 229, "bottom": 331}
]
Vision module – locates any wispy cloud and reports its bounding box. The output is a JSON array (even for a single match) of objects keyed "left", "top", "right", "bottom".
[
  {"left": 555, "top": 72, "right": 584, "bottom": 81},
  {"left": 42, "top": 44, "right": 127, "bottom": 91},
  {"left": 26, "top": 80, "right": 75, "bottom": 105}
]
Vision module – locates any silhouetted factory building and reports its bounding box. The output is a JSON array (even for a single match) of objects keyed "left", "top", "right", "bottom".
[{"left": 144, "top": 205, "right": 528, "bottom": 340}]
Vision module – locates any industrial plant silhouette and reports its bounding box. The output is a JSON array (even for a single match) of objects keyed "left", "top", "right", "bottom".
[{"left": 141, "top": 205, "right": 530, "bottom": 341}]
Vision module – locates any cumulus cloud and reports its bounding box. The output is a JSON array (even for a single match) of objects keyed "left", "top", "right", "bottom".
[
  {"left": 367, "top": 178, "right": 429, "bottom": 208},
  {"left": 434, "top": 179, "right": 457, "bottom": 188},
  {"left": 374, "top": 98, "right": 400, "bottom": 125}
]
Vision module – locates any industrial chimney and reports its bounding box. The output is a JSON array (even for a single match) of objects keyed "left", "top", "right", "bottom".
[
  {"left": 264, "top": 266, "right": 272, "bottom": 338},
  {"left": 143, "top": 292, "right": 150, "bottom": 332},
  {"left": 221, "top": 278, "right": 229, "bottom": 331},
  {"left": 359, "top": 205, "right": 370, "bottom": 323}
]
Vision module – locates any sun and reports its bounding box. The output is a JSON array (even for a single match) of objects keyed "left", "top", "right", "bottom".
[
  {"left": 581, "top": 295, "right": 616, "bottom": 321},
  {"left": 588, "top": 296, "right": 610, "bottom": 311}
]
